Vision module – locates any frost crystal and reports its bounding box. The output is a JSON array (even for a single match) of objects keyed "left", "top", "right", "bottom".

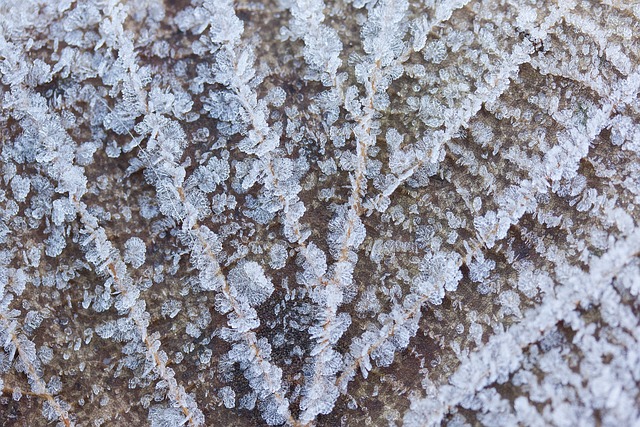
[
  {"left": 228, "top": 261, "right": 274, "bottom": 307},
  {"left": 124, "top": 237, "right": 146, "bottom": 268}
]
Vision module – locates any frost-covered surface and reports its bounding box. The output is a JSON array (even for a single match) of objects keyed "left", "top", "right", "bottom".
[{"left": 0, "top": 0, "right": 639, "bottom": 426}]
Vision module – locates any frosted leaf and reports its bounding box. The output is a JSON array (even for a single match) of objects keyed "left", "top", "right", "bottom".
[
  {"left": 3, "top": 2, "right": 640, "bottom": 427},
  {"left": 197, "top": 260, "right": 225, "bottom": 292},
  {"left": 344, "top": 86, "right": 362, "bottom": 115},
  {"left": 96, "top": 319, "right": 125, "bottom": 341},
  {"left": 228, "top": 261, "right": 274, "bottom": 306},
  {"left": 273, "top": 158, "right": 294, "bottom": 182},
  {"left": 156, "top": 182, "right": 185, "bottom": 221},
  {"left": 498, "top": 186, "right": 536, "bottom": 222},
  {"left": 172, "top": 91, "right": 194, "bottom": 119},
  {"left": 228, "top": 306, "right": 260, "bottom": 333},
  {"left": 417, "top": 95, "right": 445, "bottom": 128},
  {"left": 147, "top": 87, "right": 174, "bottom": 115}
]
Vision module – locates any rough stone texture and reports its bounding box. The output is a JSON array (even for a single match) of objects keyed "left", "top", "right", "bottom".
[{"left": 0, "top": 1, "right": 639, "bottom": 426}]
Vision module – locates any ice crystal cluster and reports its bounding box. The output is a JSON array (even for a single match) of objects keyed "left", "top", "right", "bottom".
[{"left": 1, "top": 0, "right": 639, "bottom": 426}]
